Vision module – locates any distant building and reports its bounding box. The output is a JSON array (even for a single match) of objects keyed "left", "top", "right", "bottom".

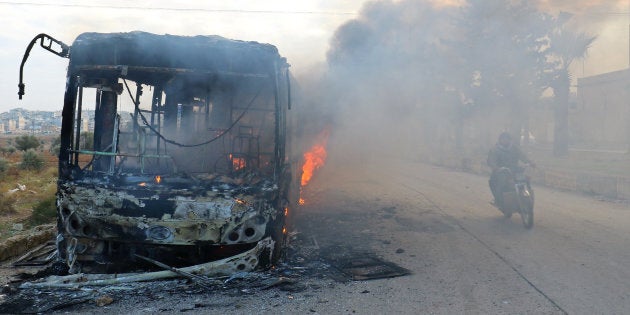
[
  {"left": 0, "top": 108, "right": 88, "bottom": 134},
  {"left": 529, "top": 96, "right": 565, "bottom": 145},
  {"left": 18, "top": 115, "right": 27, "bottom": 130},
  {"left": 575, "top": 69, "right": 630, "bottom": 148},
  {"left": 82, "top": 117, "right": 89, "bottom": 132}
]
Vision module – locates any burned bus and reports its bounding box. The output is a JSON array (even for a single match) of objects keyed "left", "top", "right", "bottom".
[{"left": 19, "top": 32, "right": 298, "bottom": 274}]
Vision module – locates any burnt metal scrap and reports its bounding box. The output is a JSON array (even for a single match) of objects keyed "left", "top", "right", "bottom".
[
  {"left": 0, "top": 219, "right": 412, "bottom": 314},
  {"left": 56, "top": 173, "right": 280, "bottom": 267},
  {"left": 19, "top": 238, "right": 273, "bottom": 289},
  {"left": 18, "top": 31, "right": 301, "bottom": 274},
  {"left": 12, "top": 241, "right": 57, "bottom": 267}
]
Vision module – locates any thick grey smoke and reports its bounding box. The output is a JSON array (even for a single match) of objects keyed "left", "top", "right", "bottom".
[
  {"left": 324, "top": 0, "right": 455, "bottom": 162},
  {"left": 299, "top": 0, "right": 600, "bottom": 168}
]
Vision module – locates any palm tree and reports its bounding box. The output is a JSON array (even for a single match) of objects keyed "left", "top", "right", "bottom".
[
  {"left": 548, "top": 12, "right": 596, "bottom": 156},
  {"left": 449, "top": 0, "right": 555, "bottom": 143}
]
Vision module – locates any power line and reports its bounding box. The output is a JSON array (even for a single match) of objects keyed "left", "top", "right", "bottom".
[
  {"left": 582, "top": 11, "right": 630, "bottom": 16},
  {"left": 0, "top": 1, "right": 357, "bottom": 15},
  {"left": 4, "top": 1, "right": 628, "bottom": 17}
]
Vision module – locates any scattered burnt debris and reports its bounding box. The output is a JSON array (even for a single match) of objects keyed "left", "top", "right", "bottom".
[
  {"left": 19, "top": 238, "right": 273, "bottom": 289},
  {"left": 0, "top": 222, "right": 410, "bottom": 314},
  {"left": 0, "top": 237, "right": 279, "bottom": 313},
  {"left": 12, "top": 241, "right": 57, "bottom": 267},
  {"left": 18, "top": 31, "right": 301, "bottom": 275},
  {"left": 328, "top": 255, "right": 411, "bottom": 281}
]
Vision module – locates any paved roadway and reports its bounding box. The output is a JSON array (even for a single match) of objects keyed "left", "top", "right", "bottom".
[
  {"left": 39, "top": 157, "right": 630, "bottom": 314},
  {"left": 291, "top": 158, "right": 630, "bottom": 314}
]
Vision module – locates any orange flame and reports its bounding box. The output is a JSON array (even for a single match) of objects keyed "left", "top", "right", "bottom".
[
  {"left": 300, "top": 129, "right": 330, "bottom": 187},
  {"left": 282, "top": 208, "right": 288, "bottom": 235},
  {"left": 229, "top": 154, "right": 247, "bottom": 171},
  {"left": 155, "top": 175, "right": 162, "bottom": 184}
]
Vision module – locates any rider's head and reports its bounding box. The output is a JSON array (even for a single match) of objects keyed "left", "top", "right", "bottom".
[{"left": 498, "top": 132, "right": 512, "bottom": 148}]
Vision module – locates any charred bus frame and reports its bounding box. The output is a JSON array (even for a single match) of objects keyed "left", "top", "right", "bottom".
[{"left": 19, "top": 32, "right": 297, "bottom": 274}]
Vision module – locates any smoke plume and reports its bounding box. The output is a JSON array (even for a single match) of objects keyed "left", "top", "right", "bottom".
[{"left": 298, "top": 0, "right": 605, "bottom": 169}]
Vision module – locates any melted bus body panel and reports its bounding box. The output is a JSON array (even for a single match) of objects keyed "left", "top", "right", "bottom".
[{"left": 50, "top": 32, "right": 295, "bottom": 273}]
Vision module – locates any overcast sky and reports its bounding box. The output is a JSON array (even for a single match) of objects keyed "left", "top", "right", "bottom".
[{"left": 1, "top": 0, "right": 628, "bottom": 112}]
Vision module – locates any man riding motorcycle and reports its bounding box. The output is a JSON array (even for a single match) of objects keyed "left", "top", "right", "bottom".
[{"left": 487, "top": 132, "right": 535, "bottom": 207}]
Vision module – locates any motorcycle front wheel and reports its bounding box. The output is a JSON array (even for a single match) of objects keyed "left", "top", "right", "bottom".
[
  {"left": 518, "top": 187, "right": 534, "bottom": 229},
  {"left": 520, "top": 206, "right": 533, "bottom": 229}
]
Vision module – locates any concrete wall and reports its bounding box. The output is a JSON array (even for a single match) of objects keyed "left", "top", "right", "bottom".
[
  {"left": 433, "top": 156, "right": 630, "bottom": 200},
  {"left": 576, "top": 69, "right": 630, "bottom": 147}
]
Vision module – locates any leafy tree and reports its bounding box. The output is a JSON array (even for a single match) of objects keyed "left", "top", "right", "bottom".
[
  {"left": 0, "top": 157, "right": 7, "bottom": 174},
  {"left": 20, "top": 149, "right": 44, "bottom": 170},
  {"left": 547, "top": 12, "right": 596, "bottom": 156},
  {"left": 29, "top": 196, "right": 57, "bottom": 225},
  {"left": 453, "top": 0, "right": 553, "bottom": 141},
  {"left": 0, "top": 146, "right": 16, "bottom": 157},
  {"left": 14, "top": 135, "right": 40, "bottom": 152},
  {"left": 50, "top": 136, "right": 61, "bottom": 156},
  {"left": 80, "top": 132, "right": 94, "bottom": 150},
  {"left": 49, "top": 133, "right": 93, "bottom": 156},
  {"left": 0, "top": 193, "right": 17, "bottom": 215}
]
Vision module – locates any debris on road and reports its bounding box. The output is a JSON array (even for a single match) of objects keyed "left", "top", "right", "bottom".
[
  {"left": 328, "top": 255, "right": 411, "bottom": 281},
  {"left": 12, "top": 241, "right": 57, "bottom": 267},
  {"left": 19, "top": 238, "right": 273, "bottom": 289},
  {"left": 94, "top": 295, "right": 114, "bottom": 307},
  {"left": 133, "top": 254, "right": 219, "bottom": 290}
]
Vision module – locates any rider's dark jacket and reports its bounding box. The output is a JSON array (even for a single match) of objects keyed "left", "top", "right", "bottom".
[{"left": 487, "top": 143, "right": 531, "bottom": 172}]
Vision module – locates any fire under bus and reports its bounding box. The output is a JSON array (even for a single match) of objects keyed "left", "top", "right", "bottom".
[{"left": 19, "top": 32, "right": 299, "bottom": 274}]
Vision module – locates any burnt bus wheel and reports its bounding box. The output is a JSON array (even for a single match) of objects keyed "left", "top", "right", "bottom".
[
  {"left": 50, "top": 261, "right": 69, "bottom": 276},
  {"left": 55, "top": 212, "right": 69, "bottom": 266},
  {"left": 52, "top": 232, "right": 70, "bottom": 276},
  {"left": 261, "top": 214, "right": 286, "bottom": 267}
]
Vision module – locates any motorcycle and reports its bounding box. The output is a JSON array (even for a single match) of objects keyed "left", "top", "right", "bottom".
[{"left": 493, "top": 166, "right": 534, "bottom": 229}]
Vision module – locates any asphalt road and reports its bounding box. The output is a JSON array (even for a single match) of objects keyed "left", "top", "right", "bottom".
[
  {"left": 289, "top": 158, "right": 630, "bottom": 314},
  {"left": 10, "top": 158, "right": 629, "bottom": 314}
]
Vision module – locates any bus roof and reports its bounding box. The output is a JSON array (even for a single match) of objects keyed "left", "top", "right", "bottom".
[{"left": 69, "top": 31, "right": 287, "bottom": 78}]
